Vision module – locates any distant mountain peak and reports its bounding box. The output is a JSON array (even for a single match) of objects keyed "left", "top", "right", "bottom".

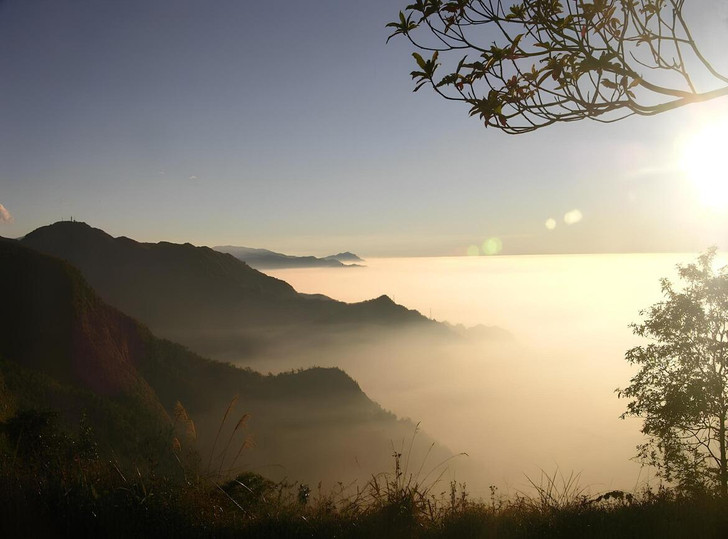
[
  {"left": 325, "top": 251, "right": 365, "bottom": 263},
  {"left": 25, "top": 220, "right": 110, "bottom": 239},
  {"left": 215, "top": 245, "right": 363, "bottom": 269}
]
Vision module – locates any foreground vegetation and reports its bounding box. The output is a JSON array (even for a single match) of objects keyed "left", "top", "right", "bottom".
[{"left": 3, "top": 410, "right": 728, "bottom": 538}]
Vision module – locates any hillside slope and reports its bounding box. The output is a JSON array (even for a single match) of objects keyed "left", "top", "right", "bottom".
[
  {"left": 22, "top": 222, "right": 442, "bottom": 360},
  {"left": 0, "top": 239, "right": 449, "bottom": 484}
]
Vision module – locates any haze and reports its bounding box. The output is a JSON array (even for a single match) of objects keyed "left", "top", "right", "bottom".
[
  {"left": 3, "top": 0, "right": 728, "bottom": 514},
  {"left": 258, "top": 253, "right": 728, "bottom": 496}
]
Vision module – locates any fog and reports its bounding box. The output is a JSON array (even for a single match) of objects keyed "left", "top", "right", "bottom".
[{"left": 233, "top": 253, "right": 728, "bottom": 498}]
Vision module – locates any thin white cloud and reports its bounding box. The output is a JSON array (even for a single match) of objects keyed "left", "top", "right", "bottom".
[
  {"left": 563, "top": 209, "right": 583, "bottom": 225},
  {"left": 545, "top": 218, "right": 556, "bottom": 231},
  {"left": 189, "top": 175, "right": 199, "bottom": 180},
  {"left": 0, "top": 203, "right": 13, "bottom": 223}
]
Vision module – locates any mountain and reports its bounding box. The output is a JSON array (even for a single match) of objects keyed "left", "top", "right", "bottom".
[
  {"left": 0, "top": 238, "right": 449, "bottom": 484},
  {"left": 22, "top": 222, "right": 442, "bottom": 361},
  {"left": 0, "top": 237, "right": 175, "bottom": 464},
  {"left": 325, "top": 251, "right": 365, "bottom": 263},
  {"left": 214, "top": 245, "right": 363, "bottom": 269}
]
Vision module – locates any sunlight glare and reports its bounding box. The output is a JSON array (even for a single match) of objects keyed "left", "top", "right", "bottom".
[{"left": 679, "top": 124, "right": 728, "bottom": 210}]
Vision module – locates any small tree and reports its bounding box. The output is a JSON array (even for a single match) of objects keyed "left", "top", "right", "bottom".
[
  {"left": 619, "top": 248, "right": 728, "bottom": 495},
  {"left": 388, "top": 1, "right": 728, "bottom": 133}
]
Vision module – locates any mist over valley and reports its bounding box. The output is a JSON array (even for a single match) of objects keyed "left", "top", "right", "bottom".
[{"left": 11, "top": 220, "right": 720, "bottom": 497}]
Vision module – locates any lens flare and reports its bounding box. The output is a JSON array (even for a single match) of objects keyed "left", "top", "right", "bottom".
[
  {"left": 482, "top": 237, "right": 503, "bottom": 255},
  {"left": 563, "top": 209, "right": 583, "bottom": 225}
]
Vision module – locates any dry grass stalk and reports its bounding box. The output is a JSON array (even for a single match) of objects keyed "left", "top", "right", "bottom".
[{"left": 208, "top": 395, "right": 239, "bottom": 472}]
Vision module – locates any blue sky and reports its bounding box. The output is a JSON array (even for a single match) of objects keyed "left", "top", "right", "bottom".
[{"left": 1, "top": 0, "right": 727, "bottom": 256}]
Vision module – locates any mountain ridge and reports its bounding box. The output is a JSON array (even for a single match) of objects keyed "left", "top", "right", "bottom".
[
  {"left": 1, "top": 237, "right": 450, "bottom": 483},
  {"left": 214, "top": 245, "right": 364, "bottom": 269},
  {"left": 21, "top": 221, "right": 443, "bottom": 361},
  {"left": 325, "top": 251, "right": 364, "bottom": 263}
]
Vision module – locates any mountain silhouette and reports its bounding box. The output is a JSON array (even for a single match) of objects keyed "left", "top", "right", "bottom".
[
  {"left": 215, "top": 245, "right": 363, "bottom": 269},
  {"left": 325, "top": 251, "right": 365, "bottom": 263},
  {"left": 0, "top": 238, "right": 449, "bottom": 483},
  {"left": 21, "top": 221, "right": 441, "bottom": 360}
]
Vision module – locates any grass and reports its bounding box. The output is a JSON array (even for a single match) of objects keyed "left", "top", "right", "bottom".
[{"left": 3, "top": 410, "right": 728, "bottom": 538}]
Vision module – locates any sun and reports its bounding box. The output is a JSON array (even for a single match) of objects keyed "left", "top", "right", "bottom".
[{"left": 679, "top": 123, "right": 728, "bottom": 210}]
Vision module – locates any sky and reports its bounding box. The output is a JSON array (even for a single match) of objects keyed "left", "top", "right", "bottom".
[{"left": 1, "top": 0, "right": 727, "bottom": 256}]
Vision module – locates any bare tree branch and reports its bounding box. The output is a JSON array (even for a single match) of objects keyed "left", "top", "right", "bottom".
[{"left": 388, "top": 0, "right": 728, "bottom": 134}]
